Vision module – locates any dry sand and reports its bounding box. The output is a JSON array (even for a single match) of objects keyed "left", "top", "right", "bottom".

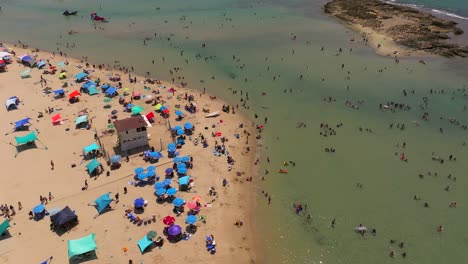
[{"left": 0, "top": 43, "right": 262, "bottom": 264}]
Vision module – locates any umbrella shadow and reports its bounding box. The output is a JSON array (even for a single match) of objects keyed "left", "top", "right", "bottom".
[
  {"left": 0, "top": 230, "right": 12, "bottom": 241},
  {"left": 186, "top": 224, "right": 197, "bottom": 234},
  {"left": 69, "top": 251, "right": 97, "bottom": 264}
]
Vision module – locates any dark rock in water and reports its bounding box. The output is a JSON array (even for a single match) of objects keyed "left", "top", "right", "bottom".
[{"left": 324, "top": 0, "right": 468, "bottom": 58}]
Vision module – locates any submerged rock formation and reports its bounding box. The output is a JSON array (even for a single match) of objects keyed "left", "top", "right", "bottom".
[{"left": 324, "top": 0, "right": 468, "bottom": 57}]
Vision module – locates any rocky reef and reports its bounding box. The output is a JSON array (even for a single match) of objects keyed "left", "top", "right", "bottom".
[{"left": 324, "top": 0, "right": 468, "bottom": 57}]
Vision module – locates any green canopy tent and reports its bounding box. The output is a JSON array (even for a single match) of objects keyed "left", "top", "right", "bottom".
[
  {"left": 68, "top": 233, "right": 97, "bottom": 259},
  {"left": 86, "top": 158, "right": 101, "bottom": 174},
  {"left": 0, "top": 219, "right": 10, "bottom": 236},
  {"left": 88, "top": 85, "right": 99, "bottom": 95},
  {"left": 137, "top": 236, "right": 153, "bottom": 254},
  {"left": 83, "top": 143, "right": 100, "bottom": 154},
  {"left": 12, "top": 131, "right": 47, "bottom": 157}
]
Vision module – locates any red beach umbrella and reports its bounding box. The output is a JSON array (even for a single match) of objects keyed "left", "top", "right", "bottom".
[
  {"left": 163, "top": 215, "right": 175, "bottom": 226},
  {"left": 187, "top": 201, "right": 197, "bottom": 210}
]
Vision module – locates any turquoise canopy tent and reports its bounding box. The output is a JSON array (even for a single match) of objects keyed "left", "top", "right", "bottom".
[
  {"left": 15, "top": 131, "right": 37, "bottom": 145},
  {"left": 68, "top": 233, "right": 96, "bottom": 259},
  {"left": 0, "top": 219, "right": 10, "bottom": 235},
  {"left": 86, "top": 158, "right": 101, "bottom": 173},
  {"left": 83, "top": 143, "right": 100, "bottom": 154},
  {"left": 75, "top": 115, "right": 88, "bottom": 125},
  {"left": 88, "top": 85, "right": 99, "bottom": 95},
  {"left": 137, "top": 236, "right": 153, "bottom": 254},
  {"left": 131, "top": 105, "right": 144, "bottom": 115},
  {"left": 90, "top": 192, "right": 113, "bottom": 215}
]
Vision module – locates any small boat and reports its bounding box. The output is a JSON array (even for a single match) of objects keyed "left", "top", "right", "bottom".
[
  {"left": 278, "top": 169, "right": 288, "bottom": 174},
  {"left": 63, "top": 10, "right": 78, "bottom": 16},
  {"left": 205, "top": 111, "right": 221, "bottom": 118}
]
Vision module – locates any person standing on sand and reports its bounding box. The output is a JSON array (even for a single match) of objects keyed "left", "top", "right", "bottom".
[{"left": 50, "top": 160, "right": 54, "bottom": 170}]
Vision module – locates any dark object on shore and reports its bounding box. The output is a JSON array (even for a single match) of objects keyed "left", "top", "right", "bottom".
[
  {"left": 324, "top": 0, "right": 468, "bottom": 57},
  {"left": 63, "top": 10, "right": 78, "bottom": 16}
]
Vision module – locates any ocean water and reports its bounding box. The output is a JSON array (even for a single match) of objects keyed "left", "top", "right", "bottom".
[
  {"left": 393, "top": 0, "right": 468, "bottom": 18},
  {"left": 1, "top": 0, "right": 468, "bottom": 263}
]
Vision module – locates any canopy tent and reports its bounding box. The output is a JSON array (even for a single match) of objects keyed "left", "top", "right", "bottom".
[
  {"left": 69, "top": 90, "right": 81, "bottom": 99},
  {"left": 154, "top": 103, "right": 163, "bottom": 111},
  {"left": 75, "top": 115, "right": 88, "bottom": 125},
  {"left": 83, "top": 143, "right": 100, "bottom": 154},
  {"left": 86, "top": 158, "right": 101, "bottom": 173},
  {"left": 178, "top": 176, "right": 191, "bottom": 185},
  {"left": 50, "top": 206, "right": 77, "bottom": 227},
  {"left": 5, "top": 98, "right": 18, "bottom": 110},
  {"left": 137, "top": 236, "right": 153, "bottom": 254},
  {"left": 14, "top": 117, "right": 31, "bottom": 130},
  {"left": 33, "top": 204, "right": 46, "bottom": 214},
  {"left": 68, "top": 233, "right": 96, "bottom": 259},
  {"left": 81, "top": 81, "right": 96, "bottom": 90},
  {"left": 37, "top": 60, "right": 47, "bottom": 69},
  {"left": 131, "top": 106, "right": 144, "bottom": 115},
  {"left": 0, "top": 219, "right": 10, "bottom": 235},
  {"left": 53, "top": 89, "right": 65, "bottom": 96},
  {"left": 88, "top": 85, "right": 99, "bottom": 95},
  {"left": 15, "top": 131, "right": 38, "bottom": 145},
  {"left": 93, "top": 193, "right": 113, "bottom": 214},
  {"left": 75, "top": 72, "right": 88, "bottom": 80},
  {"left": 146, "top": 112, "right": 155, "bottom": 121},
  {"left": 21, "top": 55, "right": 36, "bottom": 67},
  {"left": 51, "top": 113, "right": 61, "bottom": 124},
  {"left": 104, "top": 87, "right": 117, "bottom": 96}
]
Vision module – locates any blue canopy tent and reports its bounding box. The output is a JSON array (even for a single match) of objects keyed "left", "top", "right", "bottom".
[
  {"left": 137, "top": 236, "right": 153, "bottom": 254},
  {"left": 21, "top": 55, "right": 36, "bottom": 67},
  {"left": 0, "top": 219, "right": 10, "bottom": 236},
  {"left": 101, "top": 83, "right": 110, "bottom": 91},
  {"left": 104, "top": 87, "right": 118, "bottom": 97},
  {"left": 90, "top": 193, "right": 113, "bottom": 215},
  {"left": 52, "top": 89, "right": 65, "bottom": 97},
  {"left": 179, "top": 176, "right": 191, "bottom": 186},
  {"left": 81, "top": 81, "right": 96, "bottom": 90},
  {"left": 33, "top": 204, "right": 46, "bottom": 220},
  {"left": 75, "top": 72, "right": 88, "bottom": 81},
  {"left": 14, "top": 117, "right": 31, "bottom": 131},
  {"left": 75, "top": 115, "right": 88, "bottom": 125},
  {"left": 172, "top": 197, "right": 185, "bottom": 207},
  {"left": 88, "top": 85, "right": 99, "bottom": 95},
  {"left": 83, "top": 143, "right": 100, "bottom": 154},
  {"left": 37, "top": 60, "right": 47, "bottom": 69},
  {"left": 68, "top": 233, "right": 96, "bottom": 259},
  {"left": 86, "top": 158, "right": 101, "bottom": 174}
]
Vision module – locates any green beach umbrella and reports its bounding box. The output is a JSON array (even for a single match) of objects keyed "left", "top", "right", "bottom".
[
  {"left": 147, "top": 230, "right": 157, "bottom": 239},
  {"left": 103, "top": 98, "right": 112, "bottom": 103},
  {"left": 131, "top": 106, "right": 144, "bottom": 115}
]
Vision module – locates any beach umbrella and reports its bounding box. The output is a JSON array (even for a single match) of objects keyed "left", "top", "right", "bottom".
[
  {"left": 131, "top": 106, "right": 144, "bottom": 115},
  {"left": 184, "top": 122, "right": 193, "bottom": 130},
  {"left": 111, "top": 110, "right": 118, "bottom": 115},
  {"left": 110, "top": 155, "right": 121, "bottom": 163},
  {"left": 173, "top": 157, "right": 183, "bottom": 163},
  {"left": 168, "top": 143, "right": 176, "bottom": 152},
  {"left": 134, "top": 198, "right": 145, "bottom": 208},
  {"left": 58, "top": 72, "right": 67, "bottom": 78},
  {"left": 134, "top": 167, "right": 144, "bottom": 175},
  {"left": 156, "top": 188, "right": 166, "bottom": 196},
  {"left": 175, "top": 110, "right": 183, "bottom": 116},
  {"left": 165, "top": 168, "right": 173, "bottom": 174},
  {"left": 177, "top": 167, "right": 188, "bottom": 175},
  {"left": 176, "top": 129, "right": 185, "bottom": 136},
  {"left": 166, "top": 188, "right": 177, "bottom": 196},
  {"left": 192, "top": 195, "right": 202, "bottom": 202},
  {"left": 123, "top": 87, "right": 130, "bottom": 93},
  {"left": 162, "top": 109, "right": 170, "bottom": 115},
  {"left": 149, "top": 152, "right": 163, "bottom": 159},
  {"left": 137, "top": 173, "right": 148, "bottom": 181},
  {"left": 163, "top": 215, "right": 175, "bottom": 226},
  {"left": 103, "top": 98, "right": 111, "bottom": 103},
  {"left": 126, "top": 103, "right": 134, "bottom": 109},
  {"left": 187, "top": 201, "right": 197, "bottom": 210},
  {"left": 167, "top": 224, "right": 182, "bottom": 236},
  {"left": 147, "top": 230, "right": 157, "bottom": 239},
  {"left": 162, "top": 179, "right": 172, "bottom": 186},
  {"left": 181, "top": 156, "right": 190, "bottom": 163},
  {"left": 186, "top": 215, "right": 197, "bottom": 225},
  {"left": 107, "top": 124, "right": 115, "bottom": 129},
  {"left": 33, "top": 204, "right": 46, "bottom": 214},
  {"left": 172, "top": 198, "right": 185, "bottom": 207},
  {"left": 133, "top": 91, "right": 141, "bottom": 97},
  {"left": 154, "top": 182, "right": 164, "bottom": 189},
  {"left": 177, "top": 163, "right": 186, "bottom": 169},
  {"left": 172, "top": 125, "right": 182, "bottom": 131},
  {"left": 147, "top": 165, "right": 156, "bottom": 171},
  {"left": 154, "top": 103, "right": 163, "bottom": 111},
  {"left": 20, "top": 69, "right": 31, "bottom": 77},
  {"left": 160, "top": 105, "right": 167, "bottom": 111},
  {"left": 147, "top": 170, "right": 156, "bottom": 178}
]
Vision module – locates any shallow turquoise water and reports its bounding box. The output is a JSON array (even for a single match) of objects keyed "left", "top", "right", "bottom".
[{"left": 1, "top": 0, "right": 468, "bottom": 263}]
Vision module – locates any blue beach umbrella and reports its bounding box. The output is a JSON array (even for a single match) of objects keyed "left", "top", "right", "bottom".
[
  {"left": 181, "top": 156, "right": 190, "bottom": 163},
  {"left": 173, "top": 197, "right": 185, "bottom": 207},
  {"left": 184, "top": 122, "right": 193, "bottom": 130},
  {"left": 178, "top": 167, "right": 188, "bottom": 175},
  {"left": 137, "top": 173, "right": 148, "bottom": 181},
  {"left": 134, "top": 198, "right": 145, "bottom": 207},
  {"left": 147, "top": 170, "right": 156, "bottom": 177},
  {"left": 156, "top": 188, "right": 166, "bottom": 196},
  {"left": 147, "top": 165, "right": 156, "bottom": 171},
  {"left": 186, "top": 215, "right": 197, "bottom": 225},
  {"left": 154, "top": 182, "right": 164, "bottom": 189},
  {"left": 175, "top": 110, "right": 183, "bottom": 116},
  {"left": 166, "top": 188, "right": 177, "bottom": 196},
  {"left": 110, "top": 155, "right": 121, "bottom": 163},
  {"left": 173, "top": 157, "right": 183, "bottom": 163},
  {"left": 160, "top": 105, "right": 167, "bottom": 111},
  {"left": 172, "top": 125, "right": 182, "bottom": 131},
  {"left": 176, "top": 129, "right": 185, "bottom": 136},
  {"left": 168, "top": 143, "right": 176, "bottom": 152},
  {"left": 33, "top": 204, "right": 45, "bottom": 214},
  {"left": 162, "top": 179, "right": 172, "bottom": 186},
  {"left": 165, "top": 168, "right": 173, "bottom": 174},
  {"left": 134, "top": 167, "right": 144, "bottom": 174}
]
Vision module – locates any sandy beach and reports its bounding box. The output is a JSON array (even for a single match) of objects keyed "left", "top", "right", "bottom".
[{"left": 0, "top": 43, "right": 262, "bottom": 264}]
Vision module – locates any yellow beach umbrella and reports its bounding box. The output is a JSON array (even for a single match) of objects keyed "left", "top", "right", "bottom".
[
  {"left": 59, "top": 72, "right": 67, "bottom": 79},
  {"left": 154, "top": 103, "right": 163, "bottom": 111}
]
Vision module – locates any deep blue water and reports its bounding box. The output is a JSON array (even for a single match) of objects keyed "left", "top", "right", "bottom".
[{"left": 393, "top": 0, "right": 468, "bottom": 18}]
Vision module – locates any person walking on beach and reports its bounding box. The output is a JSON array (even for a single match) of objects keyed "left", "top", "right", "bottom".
[
  {"left": 50, "top": 160, "right": 54, "bottom": 170},
  {"left": 18, "top": 201, "right": 22, "bottom": 210},
  {"left": 48, "top": 192, "right": 54, "bottom": 201}
]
